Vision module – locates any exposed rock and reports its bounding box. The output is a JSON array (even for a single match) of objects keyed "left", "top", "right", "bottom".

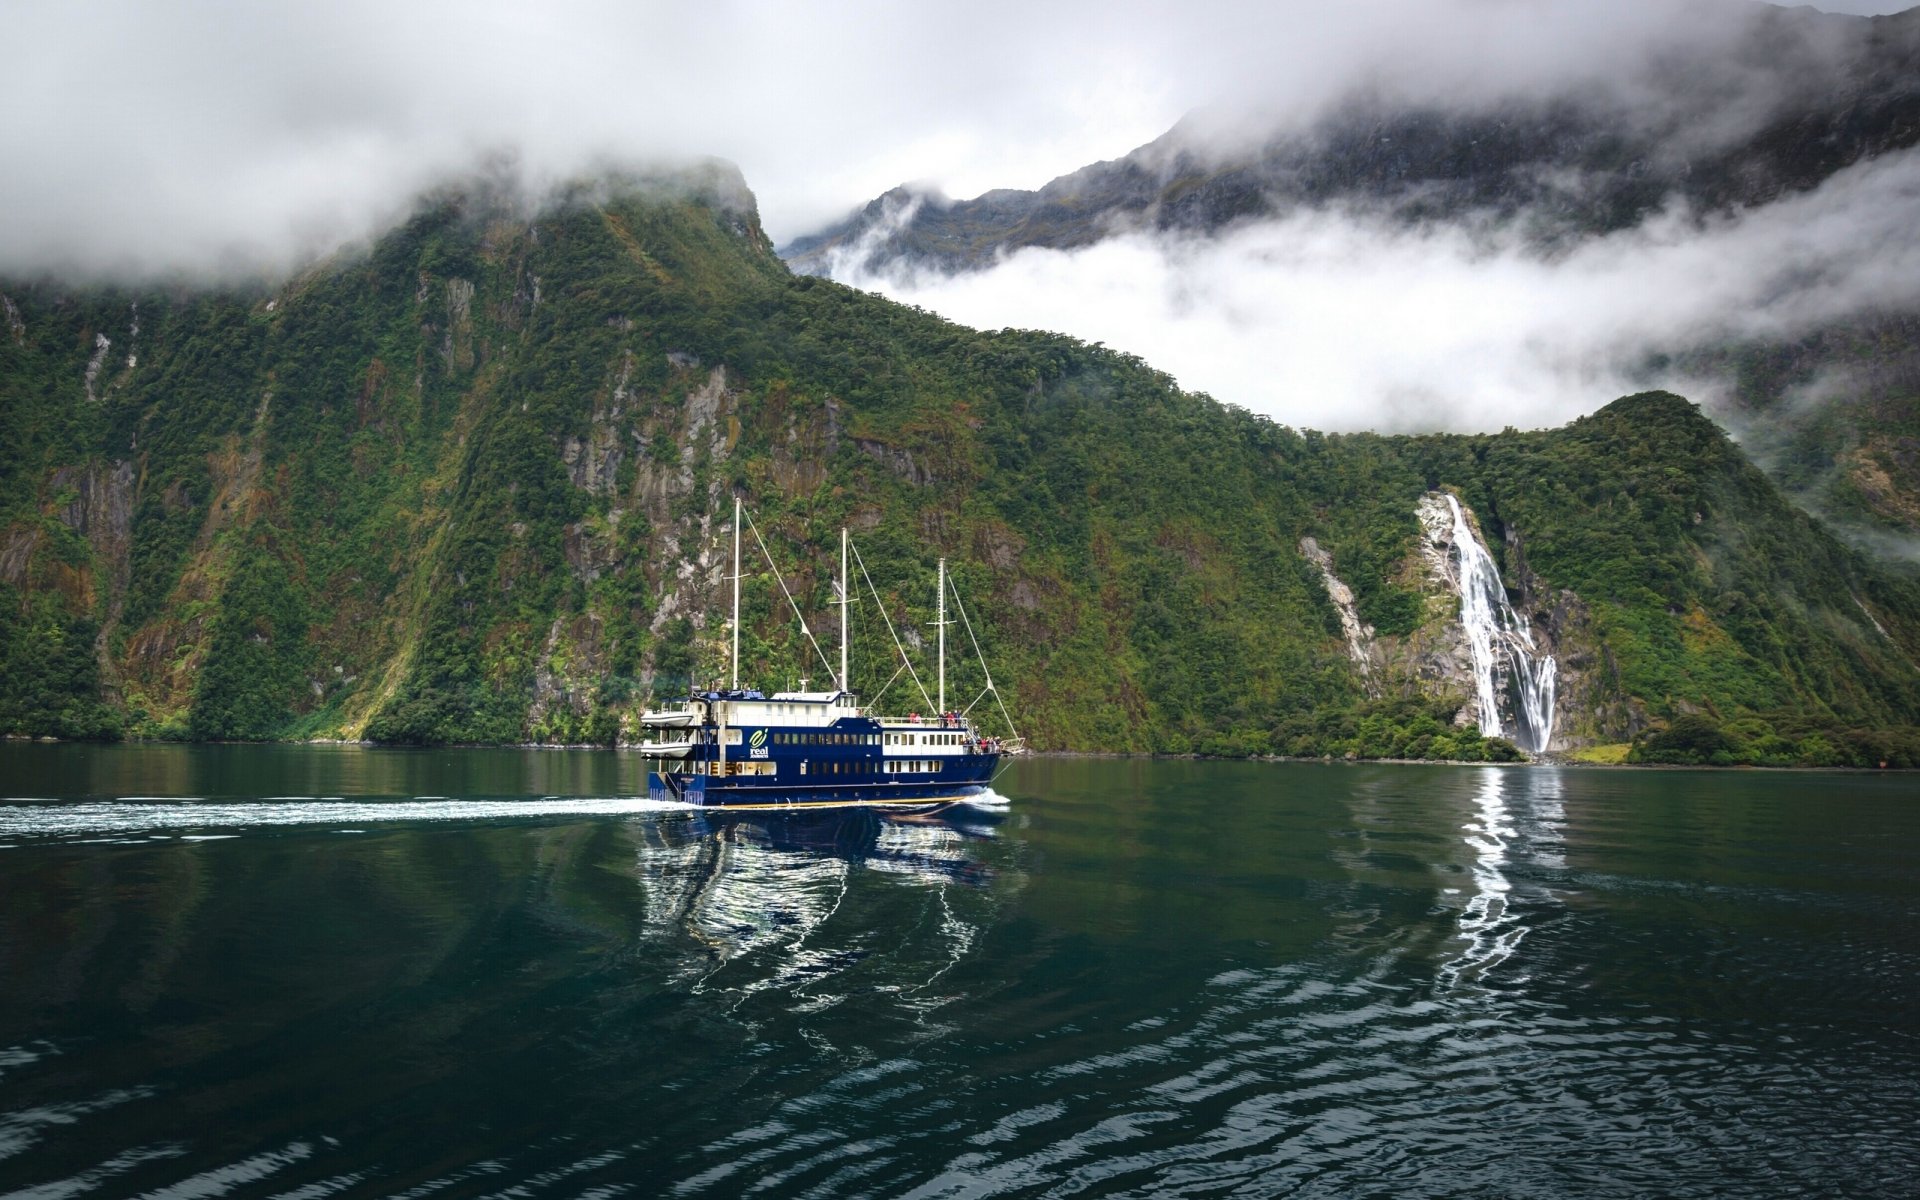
[
  {"left": 82, "top": 333, "right": 110, "bottom": 403},
  {"left": 529, "top": 612, "right": 607, "bottom": 728},
  {"left": 1299, "top": 535, "right": 1378, "bottom": 696},
  {"left": 854, "top": 437, "right": 931, "bottom": 487},
  {"left": 564, "top": 520, "right": 615, "bottom": 583},
  {"left": 0, "top": 526, "right": 39, "bottom": 587},
  {"left": 443, "top": 278, "right": 475, "bottom": 371},
  {"left": 1, "top": 294, "right": 22, "bottom": 344},
  {"left": 768, "top": 392, "right": 840, "bottom": 496},
  {"left": 1367, "top": 493, "right": 1481, "bottom": 723},
  {"left": 972, "top": 521, "right": 1025, "bottom": 572}
]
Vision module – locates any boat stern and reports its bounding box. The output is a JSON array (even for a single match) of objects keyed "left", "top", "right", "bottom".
[{"left": 649, "top": 770, "right": 704, "bottom": 805}]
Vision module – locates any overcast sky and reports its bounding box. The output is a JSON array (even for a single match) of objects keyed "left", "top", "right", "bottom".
[
  {"left": 0, "top": 0, "right": 1906, "bottom": 273},
  {"left": 2, "top": 0, "right": 1913, "bottom": 432}
]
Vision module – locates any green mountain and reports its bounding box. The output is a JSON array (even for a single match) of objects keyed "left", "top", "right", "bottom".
[
  {"left": 780, "top": 5, "right": 1920, "bottom": 556},
  {"left": 3, "top": 164, "right": 1918, "bottom": 765}
]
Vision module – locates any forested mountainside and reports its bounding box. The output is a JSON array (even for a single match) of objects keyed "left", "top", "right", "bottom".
[
  {"left": 782, "top": 5, "right": 1920, "bottom": 553},
  {"left": 4, "top": 165, "right": 1919, "bottom": 764}
]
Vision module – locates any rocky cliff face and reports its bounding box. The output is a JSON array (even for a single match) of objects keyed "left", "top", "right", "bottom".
[{"left": 2, "top": 165, "right": 1917, "bottom": 756}]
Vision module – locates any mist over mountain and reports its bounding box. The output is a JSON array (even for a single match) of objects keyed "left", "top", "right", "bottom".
[
  {"left": 4, "top": 164, "right": 1918, "bottom": 765},
  {"left": 784, "top": 4, "right": 1920, "bottom": 550},
  {"left": 787, "top": 6, "right": 1920, "bottom": 274}
]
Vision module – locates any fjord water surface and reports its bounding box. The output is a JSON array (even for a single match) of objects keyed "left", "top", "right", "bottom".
[{"left": 1, "top": 745, "right": 1915, "bottom": 1198}]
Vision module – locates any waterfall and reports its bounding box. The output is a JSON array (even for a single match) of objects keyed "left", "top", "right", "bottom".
[{"left": 1444, "top": 495, "right": 1557, "bottom": 753}]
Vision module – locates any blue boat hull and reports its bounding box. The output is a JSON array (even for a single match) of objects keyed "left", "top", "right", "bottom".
[{"left": 648, "top": 769, "right": 996, "bottom": 809}]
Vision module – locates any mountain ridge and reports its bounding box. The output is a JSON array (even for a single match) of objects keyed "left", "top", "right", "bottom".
[
  {"left": 3, "top": 164, "right": 1918, "bottom": 766},
  {"left": 782, "top": 5, "right": 1920, "bottom": 276},
  {"left": 778, "top": 4, "right": 1920, "bottom": 561}
]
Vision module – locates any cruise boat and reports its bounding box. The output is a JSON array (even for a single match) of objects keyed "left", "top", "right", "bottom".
[{"left": 644, "top": 500, "right": 1022, "bottom": 809}]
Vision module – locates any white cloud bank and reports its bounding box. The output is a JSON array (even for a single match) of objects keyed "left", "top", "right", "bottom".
[
  {"left": 832, "top": 148, "right": 1920, "bottom": 433},
  {"left": 0, "top": 0, "right": 1908, "bottom": 282}
]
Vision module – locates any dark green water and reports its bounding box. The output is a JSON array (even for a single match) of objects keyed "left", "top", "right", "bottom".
[{"left": 1, "top": 745, "right": 1915, "bottom": 1198}]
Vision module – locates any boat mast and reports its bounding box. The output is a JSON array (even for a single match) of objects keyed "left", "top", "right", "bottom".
[
  {"left": 839, "top": 527, "right": 849, "bottom": 697},
  {"left": 937, "top": 557, "right": 947, "bottom": 713},
  {"left": 730, "top": 494, "right": 741, "bottom": 690}
]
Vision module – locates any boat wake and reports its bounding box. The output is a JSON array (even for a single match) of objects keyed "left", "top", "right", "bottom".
[
  {"left": 961, "top": 789, "right": 1012, "bottom": 809},
  {"left": 0, "top": 795, "right": 700, "bottom": 841}
]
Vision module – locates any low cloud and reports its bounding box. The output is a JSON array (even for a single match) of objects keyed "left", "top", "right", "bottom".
[
  {"left": 831, "top": 147, "right": 1920, "bottom": 433},
  {"left": 2, "top": 0, "right": 1907, "bottom": 283}
]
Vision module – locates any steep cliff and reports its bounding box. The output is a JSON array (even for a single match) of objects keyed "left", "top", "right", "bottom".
[{"left": 3, "top": 168, "right": 1918, "bottom": 763}]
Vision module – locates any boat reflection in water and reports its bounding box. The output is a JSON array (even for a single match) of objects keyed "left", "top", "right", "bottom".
[{"left": 629, "top": 802, "right": 1017, "bottom": 1011}]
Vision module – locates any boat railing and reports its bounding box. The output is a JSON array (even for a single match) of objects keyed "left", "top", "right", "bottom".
[{"left": 872, "top": 711, "right": 974, "bottom": 730}]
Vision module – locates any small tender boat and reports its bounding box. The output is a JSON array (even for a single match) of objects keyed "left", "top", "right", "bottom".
[
  {"left": 639, "top": 707, "right": 701, "bottom": 728},
  {"left": 648, "top": 500, "right": 1022, "bottom": 810},
  {"left": 636, "top": 736, "right": 697, "bottom": 758}
]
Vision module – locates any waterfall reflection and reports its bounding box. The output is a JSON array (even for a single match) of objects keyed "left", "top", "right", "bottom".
[
  {"left": 631, "top": 806, "right": 1011, "bottom": 1005},
  {"left": 1439, "top": 768, "right": 1565, "bottom": 993}
]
